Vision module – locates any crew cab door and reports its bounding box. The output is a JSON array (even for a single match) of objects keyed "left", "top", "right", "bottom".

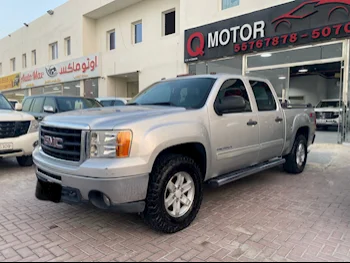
[
  {"left": 209, "top": 78, "right": 260, "bottom": 177},
  {"left": 249, "top": 80, "right": 285, "bottom": 162}
]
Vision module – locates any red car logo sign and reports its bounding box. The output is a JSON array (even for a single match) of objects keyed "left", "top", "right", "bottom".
[
  {"left": 272, "top": 0, "right": 350, "bottom": 31},
  {"left": 187, "top": 32, "right": 205, "bottom": 57}
]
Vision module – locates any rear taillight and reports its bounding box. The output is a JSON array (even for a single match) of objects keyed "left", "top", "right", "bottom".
[{"left": 310, "top": 113, "right": 316, "bottom": 125}]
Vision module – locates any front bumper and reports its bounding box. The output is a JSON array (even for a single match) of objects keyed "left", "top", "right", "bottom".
[
  {"left": 316, "top": 118, "right": 340, "bottom": 126},
  {"left": 33, "top": 147, "right": 150, "bottom": 213},
  {"left": 0, "top": 132, "right": 38, "bottom": 158}
]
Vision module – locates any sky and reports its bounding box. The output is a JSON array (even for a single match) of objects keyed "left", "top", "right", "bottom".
[{"left": 0, "top": 0, "right": 68, "bottom": 39}]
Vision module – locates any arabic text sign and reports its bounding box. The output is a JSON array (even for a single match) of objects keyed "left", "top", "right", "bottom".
[
  {"left": 0, "top": 73, "right": 21, "bottom": 91},
  {"left": 20, "top": 54, "right": 100, "bottom": 88}
]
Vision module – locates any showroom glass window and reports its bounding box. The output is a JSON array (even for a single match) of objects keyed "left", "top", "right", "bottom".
[
  {"left": 84, "top": 79, "right": 99, "bottom": 98},
  {"left": 222, "top": 0, "right": 239, "bottom": 10},
  {"left": 63, "top": 81, "right": 80, "bottom": 96}
]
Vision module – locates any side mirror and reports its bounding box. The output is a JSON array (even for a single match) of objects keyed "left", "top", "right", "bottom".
[
  {"left": 15, "top": 103, "right": 23, "bottom": 111},
  {"left": 43, "top": 105, "right": 55, "bottom": 113},
  {"left": 215, "top": 96, "right": 246, "bottom": 115}
]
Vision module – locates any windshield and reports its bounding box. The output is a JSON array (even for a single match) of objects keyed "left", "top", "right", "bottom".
[
  {"left": 317, "top": 101, "right": 342, "bottom": 108},
  {"left": 0, "top": 95, "right": 13, "bottom": 110},
  {"left": 128, "top": 77, "right": 217, "bottom": 109},
  {"left": 56, "top": 97, "right": 102, "bottom": 112}
]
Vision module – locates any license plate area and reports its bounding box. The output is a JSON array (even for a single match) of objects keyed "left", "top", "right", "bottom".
[
  {"left": 37, "top": 179, "right": 62, "bottom": 203},
  {"left": 0, "top": 143, "right": 13, "bottom": 151}
]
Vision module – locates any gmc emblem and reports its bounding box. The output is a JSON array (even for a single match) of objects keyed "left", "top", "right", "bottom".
[{"left": 43, "top": 135, "right": 64, "bottom": 149}]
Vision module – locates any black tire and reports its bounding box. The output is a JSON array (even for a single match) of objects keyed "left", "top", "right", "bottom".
[
  {"left": 16, "top": 155, "right": 33, "bottom": 167},
  {"left": 143, "top": 154, "right": 203, "bottom": 234},
  {"left": 284, "top": 135, "right": 308, "bottom": 174}
]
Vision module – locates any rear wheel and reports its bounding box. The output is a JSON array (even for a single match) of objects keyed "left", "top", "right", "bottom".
[
  {"left": 143, "top": 154, "right": 203, "bottom": 234},
  {"left": 16, "top": 155, "right": 33, "bottom": 167},
  {"left": 284, "top": 135, "right": 308, "bottom": 174}
]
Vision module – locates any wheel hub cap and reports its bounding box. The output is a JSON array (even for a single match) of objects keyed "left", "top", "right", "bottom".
[
  {"left": 296, "top": 143, "right": 306, "bottom": 167},
  {"left": 164, "top": 172, "right": 195, "bottom": 218}
]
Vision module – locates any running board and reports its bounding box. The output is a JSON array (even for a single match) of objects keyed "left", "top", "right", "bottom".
[{"left": 208, "top": 158, "right": 286, "bottom": 188}]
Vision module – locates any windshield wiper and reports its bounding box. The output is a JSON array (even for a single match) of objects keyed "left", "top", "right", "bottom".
[{"left": 126, "top": 102, "right": 140, "bottom": 105}]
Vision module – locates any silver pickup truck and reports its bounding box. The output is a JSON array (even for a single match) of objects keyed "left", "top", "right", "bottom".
[{"left": 34, "top": 74, "right": 316, "bottom": 233}]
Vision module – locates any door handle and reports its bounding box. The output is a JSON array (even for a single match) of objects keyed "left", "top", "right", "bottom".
[
  {"left": 247, "top": 120, "right": 258, "bottom": 126},
  {"left": 275, "top": 117, "right": 283, "bottom": 123}
]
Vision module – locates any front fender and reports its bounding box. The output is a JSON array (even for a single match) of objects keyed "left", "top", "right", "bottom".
[{"left": 140, "top": 121, "right": 211, "bottom": 177}]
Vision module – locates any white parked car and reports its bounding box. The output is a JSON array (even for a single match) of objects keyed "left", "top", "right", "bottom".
[
  {"left": 96, "top": 97, "right": 131, "bottom": 107},
  {"left": 315, "top": 99, "right": 342, "bottom": 130},
  {"left": 0, "top": 94, "right": 39, "bottom": 166}
]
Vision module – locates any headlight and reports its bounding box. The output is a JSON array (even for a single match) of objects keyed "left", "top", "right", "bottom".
[
  {"left": 90, "top": 130, "right": 132, "bottom": 158},
  {"left": 28, "top": 120, "right": 39, "bottom": 133}
]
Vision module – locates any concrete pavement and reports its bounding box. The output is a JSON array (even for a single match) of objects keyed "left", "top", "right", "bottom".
[{"left": 0, "top": 144, "right": 350, "bottom": 262}]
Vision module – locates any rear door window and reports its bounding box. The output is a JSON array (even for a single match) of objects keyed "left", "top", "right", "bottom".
[
  {"left": 22, "top": 98, "right": 33, "bottom": 112},
  {"left": 31, "top": 97, "right": 45, "bottom": 113},
  {"left": 250, "top": 81, "right": 277, "bottom": 111}
]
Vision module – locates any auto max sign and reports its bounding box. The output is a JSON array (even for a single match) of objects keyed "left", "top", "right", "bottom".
[
  {"left": 185, "top": 0, "right": 350, "bottom": 63},
  {"left": 20, "top": 53, "right": 101, "bottom": 88}
]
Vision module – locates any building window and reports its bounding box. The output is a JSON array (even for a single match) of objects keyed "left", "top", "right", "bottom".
[
  {"left": 163, "top": 9, "right": 176, "bottom": 36},
  {"left": 65, "top": 37, "right": 71, "bottom": 56},
  {"left": 10, "top": 58, "right": 16, "bottom": 72},
  {"left": 133, "top": 21, "right": 143, "bottom": 44},
  {"left": 222, "top": 0, "right": 240, "bottom": 10},
  {"left": 108, "top": 30, "right": 116, "bottom": 50},
  {"left": 32, "top": 50, "right": 37, "bottom": 66},
  {"left": 50, "top": 42, "right": 58, "bottom": 60},
  {"left": 22, "top": 54, "right": 27, "bottom": 69}
]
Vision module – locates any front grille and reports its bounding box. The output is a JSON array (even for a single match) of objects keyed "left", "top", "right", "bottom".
[
  {"left": 40, "top": 126, "right": 82, "bottom": 162},
  {"left": 0, "top": 121, "right": 30, "bottom": 139},
  {"left": 316, "top": 112, "right": 339, "bottom": 119}
]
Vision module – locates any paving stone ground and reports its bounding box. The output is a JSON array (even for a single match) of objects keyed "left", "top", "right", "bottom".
[{"left": 1, "top": 144, "right": 350, "bottom": 262}]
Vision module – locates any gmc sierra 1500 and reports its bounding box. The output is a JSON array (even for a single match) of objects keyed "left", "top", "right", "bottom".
[{"left": 33, "top": 74, "right": 316, "bottom": 233}]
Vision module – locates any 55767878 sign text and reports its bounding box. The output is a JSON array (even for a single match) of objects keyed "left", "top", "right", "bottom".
[{"left": 233, "top": 21, "right": 350, "bottom": 54}]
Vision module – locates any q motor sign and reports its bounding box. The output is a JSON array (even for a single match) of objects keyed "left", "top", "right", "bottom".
[
  {"left": 20, "top": 53, "right": 100, "bottom": 88},
  {"left": 185, "top": 0, "right": 350, "bottom": 63}
]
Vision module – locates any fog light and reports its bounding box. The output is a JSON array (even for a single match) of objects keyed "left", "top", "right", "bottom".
[{"left": 103, "top": 195, "right": 111, "bottom": 207}]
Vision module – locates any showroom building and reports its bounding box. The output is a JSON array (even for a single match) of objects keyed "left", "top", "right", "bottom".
[{"left": 0, "top": 0, "right": 349, "bottom": 143}]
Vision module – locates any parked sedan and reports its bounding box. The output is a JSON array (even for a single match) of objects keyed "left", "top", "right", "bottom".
[{"left": 21, "top": 95, "right": 102, "bottom": 121}]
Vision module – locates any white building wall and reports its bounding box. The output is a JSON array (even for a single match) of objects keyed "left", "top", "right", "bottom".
[{"left": 0, "top": 0, "right": 295, "bottom": 96}]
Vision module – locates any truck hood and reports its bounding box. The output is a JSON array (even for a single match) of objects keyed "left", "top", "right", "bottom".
[
  {"left": 42, "top": 106, "right": 187, "bottom": 130},
  {"left": 0, "top": 110, "right": 34, "bottom": 121}
]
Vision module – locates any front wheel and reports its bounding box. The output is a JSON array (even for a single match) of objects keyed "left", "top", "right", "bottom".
[
  {"left": 284, "top": 135, "right": 308, "bottom": 174},
  {"left": 143, "top": 154, "right": 203, "bottom": 234},
  {"left": 16, "top": 155, "right": 33, "bottom": 167}
]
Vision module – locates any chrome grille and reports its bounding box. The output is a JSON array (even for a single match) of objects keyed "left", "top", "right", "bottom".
[
  {"left": 0, "top": 121, "right": 30, "bottom": 139},
  {"left": 40, "top": 126, "right": 82, "bottom": 162},
  {"left": 316, "top": 112, "right": 339, "bottom": 119}
]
